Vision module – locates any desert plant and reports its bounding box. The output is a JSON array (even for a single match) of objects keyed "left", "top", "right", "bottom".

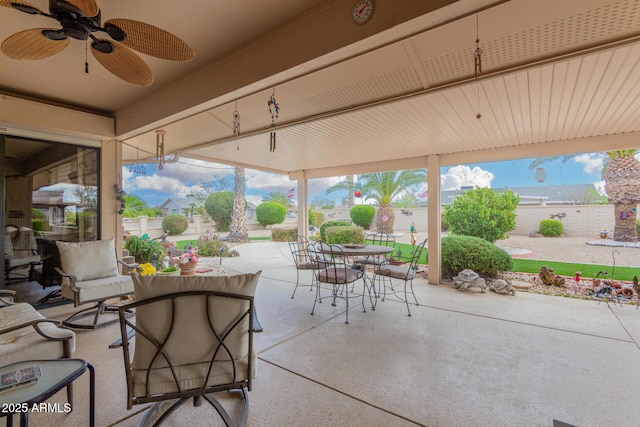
[
  {"left": 443, "top": 187, "right": 520, "bottom": 243},
  {"left": 319, "top": 220, "right": 351, "bottom": 241},
  {"left": 256, "top": 202, "right": 286, "bottom": 228},
  {"left": 350, "top": 205, "right": 375, "bottom": 229},
  {"left": 441, "top": 235, "right": 513, "bottom": 277},
  {"left": 198, "top": 229, "right": 220, "bottom": 245},
  {"left": 197, "top": 239, "right": 229, "bottom": 257},
  {"left": 325, "top": 225, "right": 365, "bottom": 244},
  {"left": 539, "top": 219, "right": 564, "bottom": 237},
  {"left": 204, "top": 191, "right": 235, "bottom": 232},
  {"left": 162, "top": 214, "right": 189, "bottom": 235},
  {"left": 124, "top": 235, "right": 166, "bottom": 264}
]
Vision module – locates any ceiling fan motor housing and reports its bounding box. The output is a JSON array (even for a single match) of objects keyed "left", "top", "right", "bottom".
[{"left": 48, "top": 0, "right": 102, "bottom": 40}]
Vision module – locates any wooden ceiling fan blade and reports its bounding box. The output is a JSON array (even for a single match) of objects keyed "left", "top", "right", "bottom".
[
  {"left": 1, "top": 28, "right": 70, "bottom": 60},
  {"left": 0, "top": 0, "right": 43, "bottom": 13},
  {"left": 91, "top": 39, "right": 153, "bottom": 86},
  {"left": 104, "top": 18, "right": 194, "bottom": 61},
  {"left": 64, "top": 0, "right": 98, "bottom": 17}
]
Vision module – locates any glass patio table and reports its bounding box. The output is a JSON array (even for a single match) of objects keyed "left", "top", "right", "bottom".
[{"left": 0, "top": 359, "right": 95, "bottom": 427}]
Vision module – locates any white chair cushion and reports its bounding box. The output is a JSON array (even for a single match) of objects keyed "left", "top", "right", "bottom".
[
  {"left": 0, "top": 303, "right": 75, "bottom": 366},
  {"left": 60, "top": 274, "right": 134, "bottom": 303},
  {"left": 131, "top": 272, "right": 261, "bottom": 396},
  {"left": 56, "top": 239, "right": 119, "bottom": 281}
]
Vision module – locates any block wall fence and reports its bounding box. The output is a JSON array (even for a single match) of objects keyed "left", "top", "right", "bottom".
[{"left": 123, "top": 205, "right": 628, "bottom": 239}]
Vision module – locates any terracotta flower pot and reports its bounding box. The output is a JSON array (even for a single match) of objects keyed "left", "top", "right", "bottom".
[{"left": 180, "top": 261, "right": 198, "bottom": 275}]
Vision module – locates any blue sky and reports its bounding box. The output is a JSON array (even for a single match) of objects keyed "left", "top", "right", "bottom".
[{"left": 122, "top": 153, "right": 607, "bottom": 208}]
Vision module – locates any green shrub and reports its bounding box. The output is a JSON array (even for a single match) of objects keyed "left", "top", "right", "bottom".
[
  {"left": 31, "top": 220, "right": 46, "bottom": 234},
  {"left": 197, "top": 240, "right": 229, "bottom": 257},
  {"left": 124, "top": 235, "right": 166, "bottom": 264},
  {"left": 539, "top": 219, "right": 564, "bottom": 237},
  {"left": 325, "top": 225, "right": 365, "bottom": 244},
  {"left": 256, "top": 202, "right": 286, "bottom": 228},
  {"left": 441, "top": 235, "right": 513, "bottom": 277},
  {"left": 443, "top": 188, "right": 519, "bottom": 243},
  {"left": 272, "top": 228, "right": 298, "bottom": 242},
  {"left": 162, "top": 214, "right": 189, "bottom": 235},
  {"left": 319, "top": 220, "right": 351, "bottom": 241},
  {"left": 204, "top": 191, "right": 235, "bottom": 232},
  {"left": 350, "top": 205, "right": 375, "bottom": 229},
  {"left": 309, "top": 211, "right": 324, "bottom": 227}
]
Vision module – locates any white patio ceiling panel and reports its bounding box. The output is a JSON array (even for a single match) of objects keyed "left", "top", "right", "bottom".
[{"left": 181, "top": 39, "right": 640, "bottom": 177}]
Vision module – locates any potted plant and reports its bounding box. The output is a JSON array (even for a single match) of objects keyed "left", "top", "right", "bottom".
[{"left": 177, "top": 250, "right": 199, "bottom": 276}]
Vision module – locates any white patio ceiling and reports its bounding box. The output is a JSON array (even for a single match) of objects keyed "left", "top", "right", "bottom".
[{"left": 120, "top": 0, "right": 640, "bottom": 179}]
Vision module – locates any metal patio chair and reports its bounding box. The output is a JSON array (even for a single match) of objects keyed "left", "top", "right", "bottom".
[{"left": 373, "top": 238, "right": 427, "bottom": 316}]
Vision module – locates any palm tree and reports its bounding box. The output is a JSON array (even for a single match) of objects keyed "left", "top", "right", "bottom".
[
  {"left": 262, "top": 191, "right": 294, "bottom": 210},
  {"left": 326, "top": 175, "right": 357, "bottom": 208},
  {"left": 359, "top": 170, "right": 427, "bottom": 234},
  {"left": 530, "top": 150, "right": 640, "bottom": 241},
  {"left": 227, "top": 167, "right": 249, "bottom": 243}
]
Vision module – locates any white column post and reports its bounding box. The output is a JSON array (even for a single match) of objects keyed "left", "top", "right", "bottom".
[{"left": 427, "top": 155, "right": 441, "bottom": 285}]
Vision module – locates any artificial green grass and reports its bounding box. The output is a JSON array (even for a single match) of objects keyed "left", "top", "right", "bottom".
[
  {"left": 176, "top": 236, "right": 271, "bottom": 249},
  {"left": 512, "top": 259, "right": 637, "bottom": 282}
]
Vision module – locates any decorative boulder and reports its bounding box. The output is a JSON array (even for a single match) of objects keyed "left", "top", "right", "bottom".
[
  {"left": 490, "top": 279, "right": 516, "bottom": 295},
  {"left": 452, "top": 269, "right": 487, "bottom": 293}
]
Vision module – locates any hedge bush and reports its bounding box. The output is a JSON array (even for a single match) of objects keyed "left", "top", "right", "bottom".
[
  {"left": 441, "top": 235, "right": 512, "bottom": 278},
  {"left": 272, "top": 228, "right": 298, "bottom": 242},
  {"left": 162, "top": 214, "right": 189, "bottom": 235},
  {"left": 325, "top": 225, "right": 365, "bottom": 244},
  {"left": 350, "top": 205, "right": 375, "bottom": 229},
  {"left": 256, "top": 202, "right": 286, "bottom": 228},
  {"left": 197, "top": 239, "right": 229, "bottom": 257},
  {"left": 539, "top": 219, "right": 564, "bottom": 237},
  {"left": 204, "top": 191, "right": 235, "bottom": 232},
  {"left": 443, "top": 187, "right": 519, "bottom": 243},
  {"left": 319, "top": 220, "right": 351, "bottom": 241}
]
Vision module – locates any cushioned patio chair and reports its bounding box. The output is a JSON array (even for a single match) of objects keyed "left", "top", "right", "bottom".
[
  {"left": 0, "top": 289, "right": 76, "bottom": 403},
  {"left": 4, "top": 226, "right": 41, "bottom": 283},
  {"left": 287, "top": 235, "right": 320, "bottom": 299},
  {"left": 373, "top": 238, "right": 427, "bottom": 316},
  {"left": 309, "top": 242, "right": 375, "bottom": 324},
  {"left": 118, "top": 272, "right": 261, "bottom": 426},
  {"left": 55, "top": 239, "right": 140, "bottom": 329}
]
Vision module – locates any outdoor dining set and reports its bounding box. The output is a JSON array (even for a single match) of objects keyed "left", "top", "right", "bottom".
[{"left": 288, "top": 232, "right": 427, "bottom": 323}]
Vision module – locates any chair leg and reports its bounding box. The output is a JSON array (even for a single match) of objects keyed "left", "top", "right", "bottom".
[
  {"left": 63, "top": 301, "right": 133, "bottom": 330},
  {"left": 290, "top": 269, "right": 301, "bottom": 299}
]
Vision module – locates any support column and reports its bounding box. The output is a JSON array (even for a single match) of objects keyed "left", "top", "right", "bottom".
[
  {"left": 427, "top": 155, "right": 441, "bottom": 285},
  {"left": 296, "top": 175, "right": 308, "bottom": 239},
  {"left": 100, "top": 139, "right": 122, "bottom": 252}
]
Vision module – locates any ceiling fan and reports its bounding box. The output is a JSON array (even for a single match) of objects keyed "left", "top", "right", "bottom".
[{"left": 0, "top": 0, "right": 194, "bottom": 86}]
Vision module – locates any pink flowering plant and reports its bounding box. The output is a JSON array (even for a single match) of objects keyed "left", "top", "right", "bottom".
[{"left": 178, "top": 250, "right": 198, "bottom": 265}]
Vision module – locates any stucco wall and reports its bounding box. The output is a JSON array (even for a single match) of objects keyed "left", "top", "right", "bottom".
[{"left": 315, "top": 205, "right": 625, "bottom": 237}]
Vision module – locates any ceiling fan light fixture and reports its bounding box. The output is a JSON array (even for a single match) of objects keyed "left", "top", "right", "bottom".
[
  {"left": 104, "top": 23, "right": 126, "bottom": 42},
  {"left": 91, "top": 39, "right": 113, "bottom": 53},
  {"left": 42, "top": 29, "right": 67, "bottom": 41}
]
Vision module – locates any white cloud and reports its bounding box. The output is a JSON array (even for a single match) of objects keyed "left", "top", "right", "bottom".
[
  {"left": 245, "top": 170, "right": 291, "bottom": 191},
  {"left": 574, "top": 154, "right": 604, "bottom": 175},
  {"left": 440, "top": 165, "right": 494, "bottom": 190}
]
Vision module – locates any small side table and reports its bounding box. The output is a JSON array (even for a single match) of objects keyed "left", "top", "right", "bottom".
[{"left": 0, "top": 359, "right": 95, "bottom": 427}]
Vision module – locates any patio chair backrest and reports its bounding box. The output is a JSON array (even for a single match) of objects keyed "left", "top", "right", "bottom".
[
  {"left": 365, "top": 232, "right": 396, "bottom": 250},
  {"left": 121, "top": 272, "right": 260, "bottom": 401},
  {"left": 288, "top": 235, "right": 311, "bottom": 265}
]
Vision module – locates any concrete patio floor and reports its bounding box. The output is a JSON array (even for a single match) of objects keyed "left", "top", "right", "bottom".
[{"left": 17, "top": 241, "right": 640, "bottom": 426}]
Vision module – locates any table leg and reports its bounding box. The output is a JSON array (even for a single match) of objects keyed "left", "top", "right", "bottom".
[
  {"left": 18, "top": 412, "right": 26, "bottom": 427},
  {"left": 6, "top": 414, "right": 13, "bottom": 427},
  {"left": 88, "top": 362, "right": 95, "bottom": 427}
]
